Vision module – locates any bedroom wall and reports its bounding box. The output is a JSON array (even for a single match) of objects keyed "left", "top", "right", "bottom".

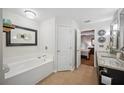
[
  {"left": 81, "top": 35, "right": 94, "bottom": 49},
  {"left": 3, "top": 9, "right": 41, "bottom": 64}
]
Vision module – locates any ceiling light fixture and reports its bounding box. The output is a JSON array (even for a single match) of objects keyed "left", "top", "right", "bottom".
[
  {"left": 24, "top": 10, "right": 36, "bottom": 19},
  {"left": 84, "top": 20, "right": 91, "bottom": 23}
]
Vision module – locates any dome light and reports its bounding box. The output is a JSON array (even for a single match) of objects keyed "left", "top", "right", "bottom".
[{"left": 24, "top": 10, "right": 36, "bottom": 19}]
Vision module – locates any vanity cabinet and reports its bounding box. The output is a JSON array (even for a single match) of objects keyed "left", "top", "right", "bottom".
[{"left": 99, "top": 66, "right": 124, "bottom": 85}]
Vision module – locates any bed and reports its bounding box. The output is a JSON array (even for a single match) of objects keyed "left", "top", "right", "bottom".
[{"left": 81, "top": 49, "right": 91, "bottom": 59}]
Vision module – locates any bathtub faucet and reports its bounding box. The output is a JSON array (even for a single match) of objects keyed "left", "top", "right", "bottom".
[
  {"left": 120, "top": 47, "right": 124, "bottom": 61},
  {"left": 38, "top": 56, "right": 41, "bottom": 59},
  {"left": 42, "top": 54, "right": 46, "bottom": 57},
  {"left": 116, "top": 47, "right": 124, "bottom": 61},
  {"left": 42, "top": 54, "right": 47, "bottom": 61}
]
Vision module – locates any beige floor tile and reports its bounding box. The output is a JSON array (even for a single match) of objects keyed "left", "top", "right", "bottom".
[{"left": 37, "top": 64, "right": 98, "bottom": 85}]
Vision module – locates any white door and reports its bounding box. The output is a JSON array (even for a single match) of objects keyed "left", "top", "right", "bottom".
[
  {"left": 76, "top": 30, "right": 81, "bottom": 68},
  {"left": 57, "top": 25, "right": 74, "bottom": 71}
]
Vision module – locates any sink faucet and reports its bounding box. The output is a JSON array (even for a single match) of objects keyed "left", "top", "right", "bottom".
[
  {"left": 117, "top": 47, "right": 124, "bottom": 61},
  {"left": 120, "top": 47, "right": 124, "bottom": 51}
]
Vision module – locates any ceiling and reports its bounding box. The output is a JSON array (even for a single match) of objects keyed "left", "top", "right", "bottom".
[{"left": 3, "top": 8, "right": 117, "bottom": 28}]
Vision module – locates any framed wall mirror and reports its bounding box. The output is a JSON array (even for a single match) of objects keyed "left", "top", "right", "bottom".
[
  {"left": 110, "top": 9, "right": 124, "bottom": 54},
  {"left": 120, "top": 9, "right": 124, "bottom": 49},
  {"left": 110, "top": 19, "right": 119, "bottom": 53},
  {"left": 6, "top": 25, "right": 37, "bottom": 46}
]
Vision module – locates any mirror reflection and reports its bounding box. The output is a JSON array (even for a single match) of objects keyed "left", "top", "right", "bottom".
[{"left": 110, "top": 9, "right": 124, "bottom": 54}]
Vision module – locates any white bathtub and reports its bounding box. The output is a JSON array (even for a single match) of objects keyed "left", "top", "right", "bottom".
[{"left": 4, "top": 57, "right": 54, "bottom": 85}]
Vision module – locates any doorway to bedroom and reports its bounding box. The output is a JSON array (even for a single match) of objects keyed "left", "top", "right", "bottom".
[{"left": 81, "top": 30, "right": 95, "bottom": 66}]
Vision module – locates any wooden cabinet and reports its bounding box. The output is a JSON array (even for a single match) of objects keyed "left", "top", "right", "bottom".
[{"left": 99, "top": 66, "right": 124, "bottom": 85}]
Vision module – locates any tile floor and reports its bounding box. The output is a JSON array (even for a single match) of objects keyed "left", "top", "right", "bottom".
[{"left": 37, "top": 64, "right": 98, "bottom": 85}]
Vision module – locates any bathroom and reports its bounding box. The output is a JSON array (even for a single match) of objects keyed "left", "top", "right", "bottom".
[
  {"left": 0, "top": 8, "right": 124, "bottom": 85},
  {"left": 1, "top": 8, "right": 80, "bottom": 84}
]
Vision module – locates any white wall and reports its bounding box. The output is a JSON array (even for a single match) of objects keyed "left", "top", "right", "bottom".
[
  {"left": 56, "top": 16, "right": 73, "bottom": 26},
  {"left": 40, "top": 17, "right": 55, "bottom": 55},
  {"left": 81, "top": 35, "right": 94, "bottom": 49},
  {"left": 3, "top": 9, "right": 41, "bottom": 64},
  {"left": 40, "top": 17, "right": 75, "bottom": 72},
  {"left": 0, "top": 8, "right": 4, "bottom": 84},
  {"left": 40, "top": 17, "right": 56, "bottom": 71},
  {"left": 72, "top": 21, "right": 81, "bottom": 68}
]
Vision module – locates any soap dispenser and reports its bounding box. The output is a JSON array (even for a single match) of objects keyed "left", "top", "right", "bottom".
[{"left": 120, "top": 47, "right": 124, "bottom": 61}]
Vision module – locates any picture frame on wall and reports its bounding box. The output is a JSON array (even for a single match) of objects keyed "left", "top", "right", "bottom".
[{"left": 6, "top": 25, "right": 37, "bottom": 46}]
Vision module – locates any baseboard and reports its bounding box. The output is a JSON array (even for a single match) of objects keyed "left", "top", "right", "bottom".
[
  {"left": 53, "top": 70, "right": 57, "bottom": 73},
  {"left": 71, "top": 67, "right": 75, "bottom": 71}
]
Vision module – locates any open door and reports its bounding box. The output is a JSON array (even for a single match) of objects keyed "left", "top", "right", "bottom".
[{"left": 75, "top": 29, "right": 81, "bottom": 69}]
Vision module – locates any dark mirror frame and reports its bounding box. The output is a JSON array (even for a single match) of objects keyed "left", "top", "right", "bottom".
[{"left": 6, "top": 25, "right": 37, "bottom": 46}]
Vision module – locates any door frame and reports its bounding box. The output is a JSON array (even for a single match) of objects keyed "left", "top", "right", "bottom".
[
  {"left": 74, "top": 29, "right": 77, "bottom": 69},
  {"left": 75, "top": 29, "right": 81, "bottom": 69},
  {"left": 81, "top": 30, "right": 95, "bottom": 67}
]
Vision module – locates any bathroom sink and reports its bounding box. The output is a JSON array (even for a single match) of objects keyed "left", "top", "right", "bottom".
[
  {"left": 101, "top": 55, "right": 116, "bottom": 58},
  {"left": 110, "top": 61, "right": 124, "bottom": 69},
  {"left": 98, "top": 52, "right": 124, "bottom": 71}
]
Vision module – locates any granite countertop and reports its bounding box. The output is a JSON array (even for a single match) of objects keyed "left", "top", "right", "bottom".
[{"left": 97, "top": 52, "right": 124, "bottom": 71}]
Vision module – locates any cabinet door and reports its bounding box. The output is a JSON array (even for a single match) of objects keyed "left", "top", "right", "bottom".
[{"left": 99, "top": 66, "right": 124, "bottom": 85}]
